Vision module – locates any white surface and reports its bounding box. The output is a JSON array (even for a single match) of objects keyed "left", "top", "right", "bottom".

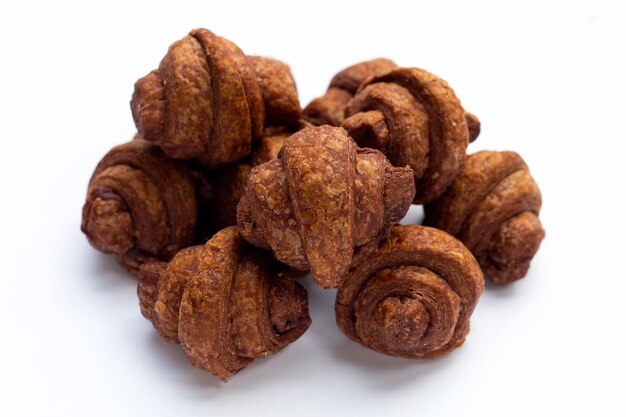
[{"left": 1, "top": 1, "right": 625, "bottom": 416}]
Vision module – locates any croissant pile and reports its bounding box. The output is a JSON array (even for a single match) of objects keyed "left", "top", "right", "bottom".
[{"left": 82, "top": 28, "right": 544, "bottom": 382}]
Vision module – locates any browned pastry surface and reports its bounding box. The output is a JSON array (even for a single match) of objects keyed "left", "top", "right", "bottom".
[
  {"left": 237, "top": 126, "right": 415, "bottom": 288},
  {"left": 81, "top": 139, "right": 198, "bottom": 274},
  {"left": 137, "top": 227, "right": 311, "bottom": 381},
  {"left": 336, "top": 225, "right": 484, "bottom": 358},
  {"left": 424, "top": 151, "right": 545, "bottom": 284},
  {"left": 303, "top": 59, "right": 398, "bottom": 126},
  {"left": 131, "top": 28, "right": 301, "bottom": 169},
  {"left": 342, "top": 67, "right": 478, "bottom": 204},
  {"left": 211, "top": 133, "right": 288, "bottom": 231}
]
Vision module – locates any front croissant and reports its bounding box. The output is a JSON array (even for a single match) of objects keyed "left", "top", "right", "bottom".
[
  {"left": 138, "top": 227, "right": 311, "bottom": 381},
  {"left": 131, "top": 28, "right": 301, "bottom": 169},
  {"left": 424, "top": 151, "right": 545, "bottom": 284},
  {"left": 336, "top": 225, "right": 484, "bottom": 358},
  {"left": 237, "top": 126, "right": 415, "bottom": 288},
  {"left": 81, "top": 139, "right": 199, "bottom": 274},
  {"left": 342, "top": 67, "right": 480, "bottom": 204}
]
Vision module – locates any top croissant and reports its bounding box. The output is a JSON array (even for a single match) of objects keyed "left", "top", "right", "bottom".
[{"left": 131, "top": 28, "right": 302, "bottom": 169}]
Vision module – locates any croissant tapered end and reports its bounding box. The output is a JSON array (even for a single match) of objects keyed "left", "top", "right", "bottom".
[
  {"left": 137, "top": 245, "right": 203, "bottom": 343},
  {"left": 82, "top": 195, "right": 134, "bottom": 255},
  {"left": 343, "top": 66, "right": 478, "bottom": 204},
  {"left": 484, "top": 212, "right": 545, "bottom": 284},
  {"left": 465, "top": 112, "right": 481, "bottom": 143},
  {"left": 138, "top": 227, "right": 310, "bottom": 381},
  {"left": 336, "top": 225, "right": 484, "bottom": 358},
  {"left": 303, "top": 88, "right": 353, "bottom": 127},
  {"left": 329, "top": 58, "right": 398, "bottom": 94},
  {"left": 131, "top": 70, "right": 165, "bottom": 144},
  {"left": 303, "top": 58, "right": 397, "bottom": 126},
  {"left": 383, "top": 165, "right": 416, "bottom": 225},
  {"left": 236, "top": 195, "right": 271, "bottom": 250},
  {"left": 269, "top": 275, "right": 311, "bottom": 334},
  {"left": 248, "top": 56, "right": 302, "bottom": 127},
  {"left": 238, "top": 126, "right": 415, "bottom": 289},
  {"left": 424, "top": 151, "right": 544, "bottom": 284},
  {"left": 81, "top": 140, "right": 198, "bottom": 275},
  {"left": 137, "top": 262, "right": 167, "bottom": 321}
]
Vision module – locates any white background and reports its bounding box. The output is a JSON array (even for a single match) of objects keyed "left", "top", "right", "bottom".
[{"left": 1, "top": 1, "right": 625, "bottom": 416}]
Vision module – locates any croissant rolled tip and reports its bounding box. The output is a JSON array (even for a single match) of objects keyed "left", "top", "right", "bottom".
[
  {"left": 486, "top": 258, "right": 536, "bottom": 285},
  {"left": 309, "top": 262, "right": 350, "bottom": 289},
  {"left": 465, "top": 112, "right": 481, "bottom": 143},
  {"left": 269, "top": 277, "right": 311, "bottom": 334},
  {"left": 370, "top": 296, "right": 430, "bottom": 354},
  {"left": 309, "top": 272, "right": 337, "bottom": 289},
  {"left": 137, "top": 262, "right": 167, "bottom": 321},
  {"left": 83, "top": 197, "right": 135, "bottom": 255},
  {"left": 301, "top": 105, "right": 326, "bottom": 126},
  {"left": 312, "top": 276, "right": 343, "bottom": 290},
  {"left": 130, "top": 70, "right": 165, "bottom": 142},
  {"left": 247, "top": 55, "right": 303, "bottom": 128},
  {"left": 486, "top": 214, "right": 545, "bottom": 285}
]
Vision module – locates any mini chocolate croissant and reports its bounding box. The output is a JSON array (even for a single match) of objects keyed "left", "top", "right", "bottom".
[
  {"left": 303, "top": 58, "right": 398, "bottom": 126},
  {"left": 211, "top": 133, "right": 288, "bottom": 231},
  {"left": 237, "top": 125, "right": 415, "bottom": 288},
  {"left": 424, "top": 151, "right": 545, "bottom": 284},
  {"left": 138, "top": 227, "right": 311, "bottom": 381},
  {"left": 81, "top": 139, "right": 201, "bottom": 274},
  {"left": 336, "top": 225, "right": 484, "bottom": 358},
  {"left": 131, "top": 28, "right": 302, "bottom": 169},
  {"left": 342, "top": 67, "right": 479, "bottom": 204}
]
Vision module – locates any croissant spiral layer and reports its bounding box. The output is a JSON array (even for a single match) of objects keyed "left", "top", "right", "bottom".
[
  {"left": 81, "top": 139, "right": 198, "bottom": 274},
  {"left": 336, "top": 225, "right": 484, "bottom": 358}
]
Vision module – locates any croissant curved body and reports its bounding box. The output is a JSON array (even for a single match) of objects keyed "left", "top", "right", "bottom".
[
  {"left": 131, "top": 28, "right": 301, "bottom": 169},
  {"left": 81, "top": 139, "right": 199, "bottom": 274},
  {"left": 342, "top": 67, "right": 480, "bottom": 204},
  {"left": 336, "top": 225, "right": 484, "bottom": 358},
  {"left": 138, "top": 227, "right": 311, "bottom": 381},
  {"left": 237, "top": 126, "right": 415, "bottom": 288},
  {"left": 424, "top": 151, "right": 545, "bottom": 284}
]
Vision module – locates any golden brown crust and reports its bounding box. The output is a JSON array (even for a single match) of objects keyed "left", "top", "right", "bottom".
[
  {"left": 424, "top": 151, "right": 545, "bottom": 284},
  {"left": 303, "top": 59, "right": 398, "bottom": 126},
  {"left": 137, "top": 227, "right": 311, "bottom": 381},
  {"left": 248, "top": 56, "right": 302, "bottom": 126},
  {"left": 343, "top": 67, "right": 476, "bottom": 204},
  {"left": 131, "top": 28, "right": 301, "bottom": 169},
  {"left": 335, "top": 225, "right": 484, "bottom": 358},
  {"left": 81, "top": 139, "right": 198, "bottom": 274},
  {"left": 237, "top": 126, "right": 415, "bottom": 288},
  {"left": 153, "top": 246, "right": 204, "bottom": 342}
]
